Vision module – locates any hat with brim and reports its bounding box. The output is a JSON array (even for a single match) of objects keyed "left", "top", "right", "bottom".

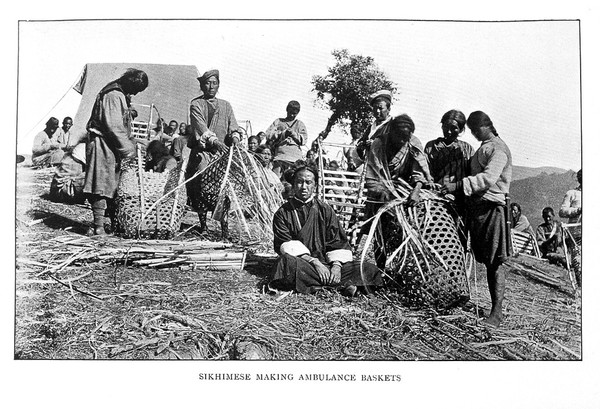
[
  {"left": 197, "top": 69, "right": 220, "bottom": 83},
  {"left": 369, "top": 89, "right": 392, "bottom": 105}
]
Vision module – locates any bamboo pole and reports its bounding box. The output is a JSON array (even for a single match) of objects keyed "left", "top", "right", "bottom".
[{"left": 136, "top": 146, "right": 146, "bottom": 236}]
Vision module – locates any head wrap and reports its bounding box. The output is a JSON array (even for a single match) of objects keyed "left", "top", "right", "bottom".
[
  {"left": 392, "top": 114, "right": 415, "bottom": 133},
  {"left": 197, "top": 69, "right": 220, "bottom": 84},
  {"left": 369, "top": 89, "right": 392, "bottom": 105}
]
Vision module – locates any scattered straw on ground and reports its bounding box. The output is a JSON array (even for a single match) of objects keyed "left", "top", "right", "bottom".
[{"left": 15, "top": 165, "right": 581, "bottom": 360}]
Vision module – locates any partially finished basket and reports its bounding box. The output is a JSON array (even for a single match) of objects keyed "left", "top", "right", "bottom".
[{"left": 114, "top": 147, "right": 188, "bottom": 239}]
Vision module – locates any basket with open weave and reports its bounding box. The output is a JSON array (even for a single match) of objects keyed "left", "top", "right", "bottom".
[
  {"left": 360, "top": 179, "right": 470, "bottom": 310},
  {"left": 114, "top": 149, "right": 188, "bottom": 239}
]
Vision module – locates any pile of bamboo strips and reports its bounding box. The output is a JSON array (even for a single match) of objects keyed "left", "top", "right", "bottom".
[{"left": 19, "top": 234, "right": 250, "bottom": 272}]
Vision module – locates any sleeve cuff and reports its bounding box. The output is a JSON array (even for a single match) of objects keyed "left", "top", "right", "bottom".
[
  {"left": 326, "top": 249, "right": 353, "bottom": 264},
  {"left": 280, "top": 240, "right": 311, "bottom": 257}
]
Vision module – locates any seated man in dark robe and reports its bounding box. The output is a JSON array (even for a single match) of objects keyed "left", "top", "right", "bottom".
[{"left": 269, "top": 164, "right": 382, "bottom": 296}]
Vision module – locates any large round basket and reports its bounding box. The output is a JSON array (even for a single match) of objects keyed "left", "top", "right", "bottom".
[
  {"left": 385, "top": 199, "right": 470, "bottom": 310},
  {"left": 114, "top": 150, "right": 188, "bottom": 239}
]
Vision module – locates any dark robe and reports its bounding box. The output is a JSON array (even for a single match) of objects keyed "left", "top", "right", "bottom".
[{"left": 270, "top": 196, "right": 382, "bottom": 294}]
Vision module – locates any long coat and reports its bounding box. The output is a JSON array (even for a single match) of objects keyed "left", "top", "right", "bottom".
[{"left": 83, "top": 81, "right": 135, "bottom": 198}]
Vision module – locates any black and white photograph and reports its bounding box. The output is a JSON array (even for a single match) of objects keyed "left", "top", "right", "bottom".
[{"left": 5, "top": 3, "right": 600, "bottom": 408}]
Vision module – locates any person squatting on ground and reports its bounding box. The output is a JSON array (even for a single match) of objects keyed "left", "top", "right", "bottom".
[
  {"left": 83, "top": 68, "right": 149, "bottom": 236},
  {"left": 185, "top": 69, "right": 241, "bottom": 236},
  {"left": 265, "top": 100, "right": 308, "bottom": 178},
  {"left": 32, "top": 117, "right": 66, "bottom": 168},
  {"left": 441, "top": 111, "right": 512, "bottom": 327},
  {"left": 536, "top": 207, "right": 567, "bottom": 268},
  {"left": 510, "top": 202, "right": 535, "bottom": 236},
  {"left": 269, "top": 164, "right": 382, "bottom": 296},
  {"left": 49, "top": 143, "right": 87, "bottom": 204}
]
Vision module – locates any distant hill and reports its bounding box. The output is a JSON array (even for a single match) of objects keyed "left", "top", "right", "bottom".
[
  {"left": 510, "top": 169, "right": 579, "bottom": 229},
  {"left": 512, "top": 165, "right": 570, "bottom": 181}
]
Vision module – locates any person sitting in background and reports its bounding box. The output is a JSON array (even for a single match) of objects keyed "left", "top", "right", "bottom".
[
  {"left": 265, "top": 100, "right": 308, "bottom": 177},
  {"left": 511, "top": 202, "right": 535, "bottom": 236},
  {"left": 170, "top": 124, "right": 191, "bottom": 163},
  {"left": 169, "top": 120, "right": 179, "bottom": 136},
  {"left": 52, "top": 117, "right": 73, "bottom": 149},
  {"left": 559, "top": 168, "right": 582, "bottom": 285},
  {"left": 255, "top": 145, "right": 283, "bottom": 196},
  {"left": 269, "top": 164, "right": 382, "bottom": 296},
  {"left": 247, "top": 135, "right": 259, "bottom": 153},
  {"left": 50, "top": 143, "right": 86, "bottom": 204},
  {"left": 343, "top": 124, "right": 364, "bottom": 173},
  {"left": 159, "top": 126, "right": 175, "bottom": 149},
  {"left": 536, "top": 207, "right": 567, "bottom": 268},
  {"left": 560, "top": 169, "right": 582, "bottom": 224},
  {"left": 149, "top": 118, "right": 164, "bottom": 140},
  {"left": 306, "top": 149, "right": 318, "bottom": 167},
  {"left": 256, "top": 131, "right": 267, "bottom": 145},
  {"left": 32, "top": 117, "right": 65, "bottom": 168},
  {"left": 145, "top": 140, "right": 177, "bottom": 173},
  {"left": 325, "top": 160, "right": 349, "bottom": 202},
  {"left": 176, "top": 122, "right": 187, "bottom": 138}
]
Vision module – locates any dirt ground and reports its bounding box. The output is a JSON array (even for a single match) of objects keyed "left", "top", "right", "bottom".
[{"left": 14, "top": 164, "right": 582, "bottom": 360}]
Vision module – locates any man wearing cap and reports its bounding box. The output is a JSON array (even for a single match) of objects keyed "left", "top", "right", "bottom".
[
  {"left": 186, "top": 69, "right": 241, "bottom": 174},
  {"left": 356, "top": 89, "right": 393, "bottom": 160},
  {"left": 186, "top": 69, "right": 241, "bottom": 235}
]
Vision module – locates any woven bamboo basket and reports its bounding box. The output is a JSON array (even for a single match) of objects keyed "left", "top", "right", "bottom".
[
  {"left": 360, "top": 179, "right": 470, "bottom": 310},
  {"left": 114, "top": 148, "right": 188, "bottom": 239},
  {"left": 386, "top": 199, "right": 470, "bottom": 310}
]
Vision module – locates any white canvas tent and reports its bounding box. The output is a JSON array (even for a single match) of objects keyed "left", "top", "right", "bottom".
[{"left": 49, "top": 63, "right": 201, "bottom": 161}]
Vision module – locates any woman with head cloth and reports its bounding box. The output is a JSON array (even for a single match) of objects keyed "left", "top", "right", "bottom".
[
  {"left": 441, "top": 111, "right": 512, "bottom": 327},
  {"left": 269, "top": 164, "right": 382, "bottom": 296},
  {"left": 265, "top": 100, "right": 308, "bottom": 177}
]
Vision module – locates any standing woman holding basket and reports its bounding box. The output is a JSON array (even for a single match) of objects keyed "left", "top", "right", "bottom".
[
  {"left": 441, "top": 111, "right": 512, "bottom": 327},
  {"left": 83, "top": 68, "right": 149, "bottom": 236}
]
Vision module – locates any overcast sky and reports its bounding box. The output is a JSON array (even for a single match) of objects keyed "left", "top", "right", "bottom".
[{"left": 17, "top": 19, "right": 581, "bottom": 170}]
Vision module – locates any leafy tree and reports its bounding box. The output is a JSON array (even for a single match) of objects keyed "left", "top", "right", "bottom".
[{"left": 312, "top": 49, "right": 397, "bottom": 139}]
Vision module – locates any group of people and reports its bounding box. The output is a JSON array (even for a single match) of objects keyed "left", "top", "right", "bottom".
[
  {"left": 510, "top": 169, "right": 582, "bottom": 279},
  {"left": 30, "top": 67, "right": 580, "bottom": 328}
]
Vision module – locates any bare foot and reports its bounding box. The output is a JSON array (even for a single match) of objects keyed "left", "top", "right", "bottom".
[
  {"left": 484, "top": 312, "right": 503, "bottom": 328},
  {"left": 87, "top": 226, "right": 107, "bottom": 236}
]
